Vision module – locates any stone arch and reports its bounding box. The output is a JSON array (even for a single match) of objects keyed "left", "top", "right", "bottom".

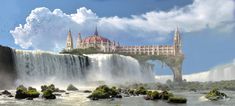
[{"left": 124, "top": 54, "right": 184, "bottom": 83}]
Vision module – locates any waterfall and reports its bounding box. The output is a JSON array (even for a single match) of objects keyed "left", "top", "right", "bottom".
[
  {"left": 13, "top": 50, "right": 88, "bottom": 88},
  {"left": 6, "top": 50, "right": 154, "bottom": 88},
  {"left": 0, "top": 45, "right": 155, "bottom": 89},
  {"left": 155, "top": 59, "right": 235, "bottom": 82},
  {"left": 85, "top": 54, "right": 155, "bottom": 84}
]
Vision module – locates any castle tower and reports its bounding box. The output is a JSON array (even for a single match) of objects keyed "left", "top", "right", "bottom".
[
  {"left": 174, "top": 27, "right": 182, "bottom": 55},
  {"left": 76, "top": 33, "right": 82, "bottom": 48},
  {"left": 94, "top": 26, "right": 99, "bottom": 36},
  {"left": 66, "top": 30, "right": 73, "bottom": 50}
]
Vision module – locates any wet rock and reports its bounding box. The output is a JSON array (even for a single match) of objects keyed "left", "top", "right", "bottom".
[
  {"left": 67, "top": 84, "right": 78, "bottom": 91},
  {"left": 8, "top": 94, "right": 14, "bottom": 98},
  {"left": 168, "top": 96, "right": 187, "bottom": 103},
  {"left": 26, "top": 97, "right": 33, "bottom": 100},
  {"left": 144, "top": 96, "right": 150, "bottom": 100},
  {"left": 15, "top": 85, "right": 40, "bottom": 99},
  {"left": 160, "top": 90, "right": 173, "bottom": 100},
  {"left": 15, "top": 85, "right": 28, "bottom": 99},
  {"left": 2, "top": 90, "right": 11, "bottom": 95},
  {"left": 54, "top": 88, "right": 66, "bottom": 93},
  {"left": 115, "top": 94, "right": 122, "bottom": 98},
  {"left": 87, "top": 85, "right": 119, "bottom": 100},
  {"left": 205, "top": 89, "right": 228, "bottom": 101},
  {"left": 84, "top": 90, "right": 92, "bottom": 93},
  {"left": 146, "top": 91, "right": 160, "bottom": 100},
  {"left": 65, "top": 92, "right": 69, "bottom": 94},
  {"left": 54, "top": 93, "right": 62, "bottom": 96},
  {"left": 42, "top": 89, "right": 56, "bottom": 99},
  {"left": 135, "top": 86, "right": 147, "bottom": 95},
  {"left": 25, "top": 87, "right": 40, "bottom": 98}
]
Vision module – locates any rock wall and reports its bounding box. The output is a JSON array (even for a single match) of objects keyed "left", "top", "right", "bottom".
[{"left": 0, "top": 45, "right": 16, "bottom": 89}]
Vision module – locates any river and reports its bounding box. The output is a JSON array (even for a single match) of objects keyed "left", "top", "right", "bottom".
[{"left": 0, "top": 90, "right": 234, "bottom": 106}]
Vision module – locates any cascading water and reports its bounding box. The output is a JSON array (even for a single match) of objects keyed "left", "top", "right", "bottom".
[
  {"left": 13, "top": 50, "right": 88, "bottom": 88},
  {"left": 85, "top": 54, "right": 155, "bottom": 84},
  {"left": 0, "top": 48, "right": 155, "bottom": 88}
]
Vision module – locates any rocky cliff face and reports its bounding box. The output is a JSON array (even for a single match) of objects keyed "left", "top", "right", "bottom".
[{"left": 0, "top": 45, "right": 16, "bottom": 89}]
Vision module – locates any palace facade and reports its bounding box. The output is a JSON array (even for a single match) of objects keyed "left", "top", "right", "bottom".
[{"left": 65, "top": 27, "right": 182, "bottom": 56}]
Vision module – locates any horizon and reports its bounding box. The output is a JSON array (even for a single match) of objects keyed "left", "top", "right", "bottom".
[{"left": 0, "top": 0, "right": 235, "bottom": 75}]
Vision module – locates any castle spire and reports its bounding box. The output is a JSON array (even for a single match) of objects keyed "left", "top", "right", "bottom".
[
  {"left": 76, "top": 33, "right": 82, "bottom": 48},
  {"left": 174, "top": 27, "right": 182, "bottom": 55},
  {"left": 66, "top": 29, "right": 73, "bottom": 50},
  {"left": 94, "top": 26, "right": 99, "bottom": 36}
]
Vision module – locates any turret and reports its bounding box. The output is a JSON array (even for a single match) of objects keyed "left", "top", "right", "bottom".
[
  {"left": 66, "top": 30, "right": 73, "bottom": 50},
  {"left": 76, "top": 33, "right": 82, "bottom": 48},
  {"left": 94, "top": 26, "right": 99, "bottom": 36},
  {"left": 174, "top": 27, "right": 182, "bottom": 55}
]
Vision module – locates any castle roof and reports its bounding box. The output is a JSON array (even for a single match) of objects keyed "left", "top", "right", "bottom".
[{"left": 82, "top": 27, "right": 110, "bottom": 43}]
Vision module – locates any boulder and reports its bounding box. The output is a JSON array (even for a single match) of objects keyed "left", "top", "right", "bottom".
[
  {"left": 84, "top": 90, "right": 92, "bottom": 93},
  {"left": 15, "top": 85, "right": 40, "bottom": 99},
  {"left": 42, "top": 89, "right": 56, "bottom": 99},
  {"left": 26, "top": 87, "right": 40, "bottom": 98},
  {"left": 168, "top": 96, "right": 187, "bottom": 103},
  {"left": 2, "top": 90, "right": 11, "bottom": 95},
  {"left": 160, "top": 90, "right": 174, "bottom": 100},
  {"left": 87, "top": 85, "right": 119, "bottom": 100},
  {"left": 135, "top": 86, "right": 147, "bottom": 95},
  {"left": 8, "top": 94, "right": 14, "bottom": 98},
  {"left": 67, "top": 84, "right": 78, "bottom": 91},
  {"left": 205, "top": 89, "right": 228, "bottom": 101},
  {"left": 15, "top": 85, "right": 28, "bottom": 99},
  {"left": 26, "top": 97, "right": 33, "bottom": 100},
  {"left": 146, "top": 91, "right": 160, "bottom": 100}
]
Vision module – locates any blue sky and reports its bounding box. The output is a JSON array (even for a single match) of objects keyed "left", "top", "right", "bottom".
[{"left": 0, "top": 0, "right": 235, "bottom": 75}]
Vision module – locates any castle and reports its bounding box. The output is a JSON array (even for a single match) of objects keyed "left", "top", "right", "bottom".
[{"left": 65, "top": 27, "right": 182, "bottom": 56}]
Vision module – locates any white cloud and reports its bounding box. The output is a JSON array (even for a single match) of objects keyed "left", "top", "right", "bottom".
[{"left": 10, "top": 0, "right": 235, "bottom": 51}]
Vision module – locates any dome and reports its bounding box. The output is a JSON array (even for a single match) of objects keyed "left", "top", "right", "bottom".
[{"left": 83, "top": 35, "right": 111, "bottom": 43}]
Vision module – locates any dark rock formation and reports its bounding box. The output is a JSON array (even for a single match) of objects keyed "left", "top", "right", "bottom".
[
  {"left": 2, "top": 90, "right": 11, "bottom": 95},
  {"left": 168, "top": 96, "right": 187, "bottom": 103},
  {"left": 0, "top": 45, "right": 16, "bottom": 89},
  {"left": 67, "top": 84, "right": 78, "bottom": 91}
]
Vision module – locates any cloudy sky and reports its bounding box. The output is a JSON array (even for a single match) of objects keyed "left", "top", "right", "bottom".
[{"left": 0, "top": 0, "right": 235, "bottom": 75}]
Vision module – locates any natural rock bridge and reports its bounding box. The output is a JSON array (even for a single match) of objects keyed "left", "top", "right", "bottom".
[{"left": 119, "top": 53, "right": 184, "bottom": 83}]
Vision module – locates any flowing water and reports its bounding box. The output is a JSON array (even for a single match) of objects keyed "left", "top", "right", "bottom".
[
  {"left": 1, "top": 90, "right": 235, "bottom": 106},
  {"left": 4, "top": 49, "right": 155, "bottom": 88}
]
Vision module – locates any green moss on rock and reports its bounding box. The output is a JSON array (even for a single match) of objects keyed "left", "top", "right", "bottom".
[
  {"left": 168, "top": 96, "right": 187, "bottom": 103},
  {"left": 15, "top": 85, "right": 40, "bottom": 99},
  {"left": 205, "top": 88, "right": 228, "bottom": 101},
  {"left": 135, "top": 86, "right": 147, "bottom": 95},
  {"left": 42, "top": 89, "right": 56, "bottom": 99},
  {"left": 146, "top": 91, "right": 160, "bottom": 100},
  {"left": 88, "top": 85, "right": 120, "bottom": 100},
  {"left": 160, "top": 90, "right": 174, "bottom": 100}
]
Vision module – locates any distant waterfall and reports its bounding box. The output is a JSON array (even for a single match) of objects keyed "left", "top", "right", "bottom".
[
  {"left": 155, "top": 59, "right": 235, "bottom": 83},
  {"left": 85, "top": 54, "right": 155, "bottom": 84},
  {"left": 13, "top": 50, "right": 88, "bottom": 88}
]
